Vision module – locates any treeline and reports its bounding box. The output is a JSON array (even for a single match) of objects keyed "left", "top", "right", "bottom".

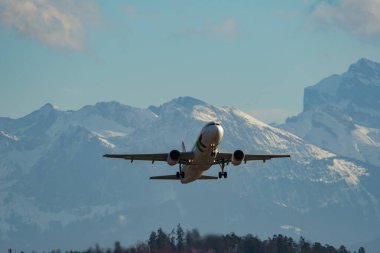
[{"left": 58, "top": 224, "right": 365, "bottom": 253}]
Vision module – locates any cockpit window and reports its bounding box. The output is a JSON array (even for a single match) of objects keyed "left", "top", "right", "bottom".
[{"left": 205, "top": 122, "right": 221, "bottom": 127}]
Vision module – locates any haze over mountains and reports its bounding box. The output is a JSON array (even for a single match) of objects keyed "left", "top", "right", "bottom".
[{"left": 1, "top": 59, "right": 380, "bottom": 252}]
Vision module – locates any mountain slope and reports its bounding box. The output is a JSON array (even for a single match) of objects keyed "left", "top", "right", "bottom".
[
  {"left": 281, "top": 58, "right": 380, "bottom": 168},
  {"left": 0, "top": 97, "right": 379, "bottom": 251}
]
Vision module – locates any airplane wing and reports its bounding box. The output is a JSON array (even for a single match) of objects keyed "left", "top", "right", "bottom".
[
  {"left": 215, "top": 152, "right": 290, "bottom": 163},
  {"left": 244, "top": 154, "right": 290, "bottom": 161},
  {"left": 103, "top": 152, "right": 194, "bottom": 164}
]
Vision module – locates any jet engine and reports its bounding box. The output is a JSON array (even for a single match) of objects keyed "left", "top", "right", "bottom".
[
  {"left": 231, "top": 150, "right": 245, "bottom": 165},
  {"left": 167, "top": 150, "right": 180, "bottom": 166}
]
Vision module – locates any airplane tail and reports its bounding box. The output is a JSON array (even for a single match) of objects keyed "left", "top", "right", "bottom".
[{"left": 181, "top": 141, "right": 186, "bottom": 152}]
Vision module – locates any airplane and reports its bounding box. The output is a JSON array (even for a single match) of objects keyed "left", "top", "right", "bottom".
[{"left": 103, "top": 122, "right": 290, "bottom": 184}]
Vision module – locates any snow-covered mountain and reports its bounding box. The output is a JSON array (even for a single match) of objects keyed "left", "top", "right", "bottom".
[
  {"left": 0, "top": 97, "right": 379, "bottom": 251},
  {"left": 281, "top": 58, "right": 380, "bottom": 168}
]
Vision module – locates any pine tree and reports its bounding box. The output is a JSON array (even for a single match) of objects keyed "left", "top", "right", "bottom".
[
  {"left": 176, "top": 223, "right": 185, "bottom": 250},
  {"left": 338, "top": 245, "right": 349, "bottom": 253},
  {"left": 114, "top": 241, "right": 122, "bottom": 253},
  {"left": 299, "top": 236, "right": 311, "bottom": 253},
  {"left": 156, "top": 228, "right": 172, "bottom": 249},
  {"left": 185, "top": 228, "right": 201, "bottom": 249},
  {"left": 148, "top": 231, "right": 157, "bottom": 251},
  {"left": 95, "top": 243, "right": 101, "bottom": 253}
]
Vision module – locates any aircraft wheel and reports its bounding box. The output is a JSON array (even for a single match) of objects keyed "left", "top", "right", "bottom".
[
  {"left": 218, "top": 172, "right": 222, "bottom": 178},
  {"left": 181, "top": 171, "right": 185, "bottom": 178},
  {"left": 223, "top": 172, "right": 227, "bottom": 178},
  {"left": 176, "top": 172, "right": 180, "bottom": 179}
]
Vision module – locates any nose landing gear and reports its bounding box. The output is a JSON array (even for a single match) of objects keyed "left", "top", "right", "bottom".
[
  {"left": 210, "top": 145, "right": 217, "bottom": 158},
  {"left": 176, "top": 163, "right": 185, "bottom": 179}
]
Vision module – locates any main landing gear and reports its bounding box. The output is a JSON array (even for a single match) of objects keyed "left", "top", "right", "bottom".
[
  {"left": 218, "top": 171, "right": 227, "bottom": 178},
  {"left": 218, "top": 160, "right": 227, "bottom": 179},
  {"left": 176, "top": 163, "right": 185, "bottom": 179}
]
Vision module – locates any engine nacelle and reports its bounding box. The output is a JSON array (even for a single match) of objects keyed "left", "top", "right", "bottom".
[
  {"left": 167, "top": 150, "right": 180, "bottom": 166},
  {"left": 231, "top": 150, "right": 245, "bottom": 166}
]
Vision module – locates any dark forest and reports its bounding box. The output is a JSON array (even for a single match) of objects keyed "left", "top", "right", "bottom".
[{"left": 42, "top": 225, "right": 365, "bottom": 253}]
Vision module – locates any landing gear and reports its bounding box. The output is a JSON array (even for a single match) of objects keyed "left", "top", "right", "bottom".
[
  {"left": 218, "top": 171, "right": 227, "bottom": 178},
  {"left": 176, "top": 171, "right": 185, "bottom": 179},
  {"left": 210, "top": 145, "right": 217, "bottom": 157},
  {"left": 218, "top": 160, "right": 227, "bottom": 179},
  {"left": 176, "top": 164, "right": 185, "bottom": 179}
]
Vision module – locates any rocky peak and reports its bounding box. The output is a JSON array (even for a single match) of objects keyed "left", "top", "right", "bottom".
[
  {"left": 348, "top": 58, "right": 380, "bottom": 80},
  {"left": 303, "top": 58, "right": 380, "bottom": 125},
  {"left": 148, "top": 96, "right": 208, "bottom": 117}
]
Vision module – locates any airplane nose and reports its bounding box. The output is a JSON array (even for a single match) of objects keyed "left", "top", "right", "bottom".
[
  {"left": 213, "top": 125, "right": 224, "bottom": 144},
  {"left": 202, "top": 123, "right": 224, "bottom": 146},
  {"left": 217, "top": 125, "right": 224, "bottom": 141}
]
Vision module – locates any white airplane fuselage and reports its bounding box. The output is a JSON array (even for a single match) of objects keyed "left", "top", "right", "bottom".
[{"left": 181, "top": 123, "right": 224, "bottom": 184}]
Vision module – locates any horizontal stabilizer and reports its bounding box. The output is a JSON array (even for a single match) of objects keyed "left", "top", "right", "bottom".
[
  {"left": 198, "top": 175, "right": 218, "bottom": 180},
  {"left": 150, "top": 175, "right": 179, "bottom": 180},
  {"left": 149, "top": 175, "right": 218, "bottom": 180}
]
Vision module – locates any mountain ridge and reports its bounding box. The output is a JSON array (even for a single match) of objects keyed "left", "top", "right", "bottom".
[{"left": 1, "top": 96, "right": 379, "bottom": 251}]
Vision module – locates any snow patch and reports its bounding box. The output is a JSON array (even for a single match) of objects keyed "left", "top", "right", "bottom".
[
  {"left": 280, "top": 224, "right": 301, "bottom": 235},
  {"left": 305, "top": 144, "right": 336, "bottom": 160},
  {"left": 231, "top": 109, "right": 268, "bottom": 129},
  {"left": 98, "top": 137, "right": 116, "bottom": 149},
  {"left": 103, "top": 130, "right": 128, "bottom": 138},
  {"left": 0, "top": 192, "right": 129, "bottom": 234},
  {"left": 0, "top": 131, "right": 18, "bottom": 141},
  {"left": 353, "top": 125, "right": 380, "bottom": 146},
  {"left": 51, "top": 104, "right": 60, "bottom": 110},
  {"left": 191, "top": 105, "right": 218, "bottom": 122},
  {"left": 274, "top": 201, "right": 288, "bottom": 208},
  {"left": 328, "top": 159, "right": 368, "bottom": 186}
]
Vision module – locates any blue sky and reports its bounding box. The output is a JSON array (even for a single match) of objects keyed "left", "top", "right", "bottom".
[{"left": 1, "top": 0, "right": 380, "bottom": 123}]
